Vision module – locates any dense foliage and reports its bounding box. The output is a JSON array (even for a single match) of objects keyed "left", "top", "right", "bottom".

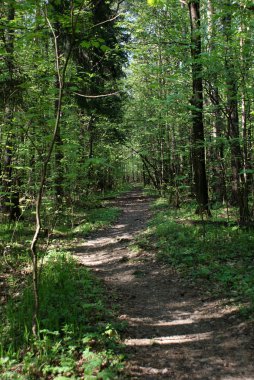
[
  {"left": 1, "top": 0, "right": 254, "bottom": 225},
  {"left": 1, "top": 0, "right": 254, "bottom": 377},
  {"left": 124, "top": 0, "right": 254, "bottom": 222},
  {"left": 0, "top": 0, "right": 128, "bottom": 224},
  {"left": 1, "top": 252, "right": 124, "bottom": 379}
]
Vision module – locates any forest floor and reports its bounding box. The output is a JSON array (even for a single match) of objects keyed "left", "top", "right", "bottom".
[{"left": 74, "top": 189, "right": 254, "bottom": 380}]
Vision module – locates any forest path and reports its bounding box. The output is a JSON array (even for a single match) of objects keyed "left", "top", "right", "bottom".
[{"left": 74, "top": 189, "right": 254, "bottom": 380}]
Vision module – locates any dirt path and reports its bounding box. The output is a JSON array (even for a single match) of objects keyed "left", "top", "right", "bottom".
[{"left": 74, "top": 189, "right": 254, "bottom": 380}]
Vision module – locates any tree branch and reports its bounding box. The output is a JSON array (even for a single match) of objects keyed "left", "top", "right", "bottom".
[
  {"left": 92, "top": 13, "right": 122, "bottom": 29},
  {"left": 74, "top": 91, "right": 121, "bottom": 98}
]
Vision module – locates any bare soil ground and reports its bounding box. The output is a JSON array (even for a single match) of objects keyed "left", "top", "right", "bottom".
[{"left": 74, "top": 189, "right": 254, "bottom": 380}]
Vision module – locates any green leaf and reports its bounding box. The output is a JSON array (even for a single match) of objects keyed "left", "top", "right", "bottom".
[
  {"left": 100, "top": 45, "right": 110, "bottom": 52},
  {"left": 80, "top": 40, "right": 91, "bottom": 48},
  {"left": 147, "top": 0, "right": 157, "bottom": 5},
  {"left": 91, "top": 40, "right": 100, "bottom": 48},
  {"left": 239, "top": 169, "right": 254, "bottom": 174}
]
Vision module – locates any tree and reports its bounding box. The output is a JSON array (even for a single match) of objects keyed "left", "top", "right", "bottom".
[
  {"left": 0, "top": 0, "right": 22, "bottom": 221},
  {"left": 222, "top": 0, "right": 249, "bottom": 223},
  {"left": 188, "top": 0, "right": 210, "bottom": 214}
]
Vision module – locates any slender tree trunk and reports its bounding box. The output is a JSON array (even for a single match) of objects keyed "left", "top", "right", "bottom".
[
  {"left": 2, "top": 130, "right": 13, "bottom": 218},
  {"left": 88, "top": 116, "right": 95, "bottom": 159},
  {"left": 30, "top": 10, "right": 74, "bottom": 334},
  {"left": 240, "top": 22, "right": 252, "bottom": 217},
  {"left": 54, "top": 21, "right": 64, "bottom": 202},
  {"left": 222, "top": 1, "right": 249, "bottom": 223},
  {"left": 211, "top": 88, "right": 226, "bottom": 202},
  {"left": 87, "top": 116, "right": 95, "bottom": 192},
  {"left": 207, "top": 0, "right": 226, "bottom": 203},
  {"left": 188, "top": 0, "right": 210, "bottom": 215},
  {"left": 55, "top": 110, "right": 64, "bottom": 201}
]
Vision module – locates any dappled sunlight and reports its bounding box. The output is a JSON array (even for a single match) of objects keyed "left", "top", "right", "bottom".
[
  {"left": 76, "top": 253, "right": 127, "bottom": 267},
  {"left": 114, "top": 223, "right": 127, "bottom": 229},
  {"left": 121, "top": 316, "right": 195, "bottom": 326},
  {"left": 73, "top": 191, "right": 254, "bottom": 380},
  {"left": 150, "top": 318, "right": 195, "bottom": 326},
  {"left": 124, "top": 331, "right": 213, "bottom": 346},
  {"left": 192, "top": 301, "right": 240, "bottom": 321}
]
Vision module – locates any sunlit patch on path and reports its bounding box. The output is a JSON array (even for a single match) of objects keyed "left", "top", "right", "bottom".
[{"left": 124, "top": 331, "right": 213, "bottom": 346}]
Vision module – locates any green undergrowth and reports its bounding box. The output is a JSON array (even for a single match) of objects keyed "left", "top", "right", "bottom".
[
  {"left": 97, "top": 184, "right": 134, "bottom": 200},
  {"left": 0, "top": 191, "right": 123, "bottom": 271},
  {"left": 52, "top": 189, "right": 130, "bottom": 238},
  {"left": 0, "top": 251, "right": 124, "bottom": 379},
  {"left": 53, "top": 206, "right": 121, "bottom": 239},
  {"left": 70, "top": 207, "right": 121, "bottom": 236},
  {"left": 0, "top": 188, "right": 129, "bottom": 379},
  {"left": 141, "top": 198, "right": 254, "bottom": 314}
]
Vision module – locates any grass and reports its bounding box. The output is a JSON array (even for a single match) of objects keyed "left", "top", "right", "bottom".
[
  {"left": 139, "top": 198, "right": 254, "bottom": 314},
  {"left": 71, "top": 207, "right": 121, "bottom": 236},
  {"left": 97, "top": 184, "right": 134, "bottom": 200},
  {"left": 1, "top": 194, "right": 121, "bottom": 267},
  {"left": 0, "top": 252, "right": 124, "bottom": 379},
  {"left": 0, "top": 189, "right": 128, "bottom": 379}
]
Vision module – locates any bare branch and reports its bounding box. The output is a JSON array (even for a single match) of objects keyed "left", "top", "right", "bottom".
[
  {"left": 74, "top": 91, "right": 121, "bottom": 98},
  {"left": 92, "top": 13, "right": 122, "bottom": 28},
  {"left": 45, "top": 14, "right": 62, "bottom": 88}
]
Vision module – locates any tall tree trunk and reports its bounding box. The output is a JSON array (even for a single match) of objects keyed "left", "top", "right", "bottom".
[
  {"left": 54, "top": 21, "right": 64, "bottom": 202},
  {"left": 240, "top": 21, "right": 252, "bottom": 217},
  {"left": 207, "top": 0, "right": 226, "bottom": 203},
  {"left": 1, "top": 1, "right": 21, "bottom": 221},
  {"left": 188, "top": 0, "right": 210, "bottom": 214},
  {"left": 222, "top": 1, "right": 249, "bottom": 223}
]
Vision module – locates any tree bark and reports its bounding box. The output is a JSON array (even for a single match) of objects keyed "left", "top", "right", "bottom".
[
  {"left": 1, "top": 1, "right": 21, "bottom": 221},
  {"left": 207, "top": 0, "right": 226, "bottom": 203},
  {"left": 188, "top": 0, "right": 210, "bottom": 214},
  {"left": 30, "top": 9, "right": 74, "bottom": 335},
  {"left": 54, "top": 20, "right": 64, "bottom": 203},
  {"left": 222, "top": 1, "right": 249, "bottom": 223}
]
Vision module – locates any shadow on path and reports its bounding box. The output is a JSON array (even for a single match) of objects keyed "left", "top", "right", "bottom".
[{"left": 74, "top": 189, "right": 254, "bottom": 380}]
